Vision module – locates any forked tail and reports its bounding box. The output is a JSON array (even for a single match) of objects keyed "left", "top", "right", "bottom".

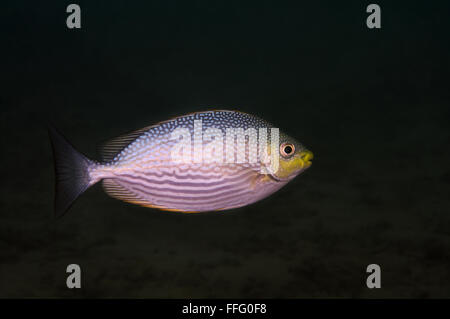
[{"left": 48, "top": 126, "right": 94, "bottom": 217}]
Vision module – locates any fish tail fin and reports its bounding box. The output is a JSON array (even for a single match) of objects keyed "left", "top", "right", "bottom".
[{"left": 48, "top": 125, "right": 95, "bottom": 217}]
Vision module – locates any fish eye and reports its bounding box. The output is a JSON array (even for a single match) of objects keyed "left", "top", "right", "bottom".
[{"left": 280, "top": 143, "right": 295, "bottom": 157}]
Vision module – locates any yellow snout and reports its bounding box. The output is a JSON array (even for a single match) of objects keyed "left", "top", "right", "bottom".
[{"left": 298, "top": 150, "right": 314, "bottom": 168}]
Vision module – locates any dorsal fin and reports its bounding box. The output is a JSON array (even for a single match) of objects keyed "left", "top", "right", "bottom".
[{"left": 99, "top": 126, "right": 153, "bottom": 162}]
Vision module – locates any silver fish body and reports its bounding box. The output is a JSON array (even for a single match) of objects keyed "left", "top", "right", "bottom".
[{"left": 49, "top": 110, "right": 312, "bottom": 215}]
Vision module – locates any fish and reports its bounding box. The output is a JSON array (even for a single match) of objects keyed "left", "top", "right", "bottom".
[{"left": 48, "top": 110, "right": 313, "bottom": 216}]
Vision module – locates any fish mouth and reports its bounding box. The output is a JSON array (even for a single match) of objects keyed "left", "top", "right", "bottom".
[{"left": 298, "top": 150, "right": 313, "bottom": 168}]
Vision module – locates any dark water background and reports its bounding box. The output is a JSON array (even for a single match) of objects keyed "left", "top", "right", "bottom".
[{"left": 1, "top": 0, "right": 450, "bottom": 297}]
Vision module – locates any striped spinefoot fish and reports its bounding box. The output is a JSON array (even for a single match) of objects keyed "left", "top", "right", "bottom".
[{"left": 49, "top": 110, "right": 313, "bottom": 216}]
